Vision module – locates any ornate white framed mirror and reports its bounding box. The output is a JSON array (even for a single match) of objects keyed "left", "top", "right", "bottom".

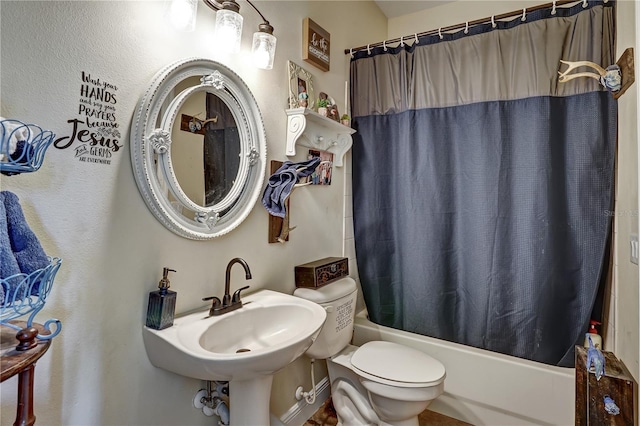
[{"left": 130, "top": 58, "right": 266, "bottom": 240}]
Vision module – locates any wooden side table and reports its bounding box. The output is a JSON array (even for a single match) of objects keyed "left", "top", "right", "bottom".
[
  {"left": 1, "top": 322, "right": 51, "bottom": 426},
  {"left": 575, "top": 345, "right": 638, "bottom": 425}
]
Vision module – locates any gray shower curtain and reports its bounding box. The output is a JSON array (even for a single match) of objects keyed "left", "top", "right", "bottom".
[{"left": 351, "top": 1, "right": 616, "bottom": 366}]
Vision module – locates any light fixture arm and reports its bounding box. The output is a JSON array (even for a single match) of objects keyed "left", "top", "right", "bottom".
[
  {"left": 203, "top": 0, "right": 271, "bottom": 29},
  {"left": 245, "top": 0, "right": 270, "bottom": 27}
]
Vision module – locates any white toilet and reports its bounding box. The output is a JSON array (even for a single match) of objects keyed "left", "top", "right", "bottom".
[{"left": 294, "top": 277, "right": 446, "bottom": 426}]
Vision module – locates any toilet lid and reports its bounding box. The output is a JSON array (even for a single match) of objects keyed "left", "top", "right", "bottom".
[{"left": 351, "top": 341, "right": 445, "bottom": 385}]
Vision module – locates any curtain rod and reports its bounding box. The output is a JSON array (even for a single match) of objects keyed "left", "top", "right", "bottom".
[{"left": 344, "top": 0, "right": 597, "bottom": 55}]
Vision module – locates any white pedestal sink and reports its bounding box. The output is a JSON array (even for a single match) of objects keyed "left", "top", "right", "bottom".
[{"left": 142, "top": 289, "right": 327, "bottom": 425}]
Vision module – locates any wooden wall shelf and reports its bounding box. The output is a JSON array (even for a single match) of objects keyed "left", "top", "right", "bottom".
[{"left": 285, "top": 108, "right": 356, "bottom": 167}]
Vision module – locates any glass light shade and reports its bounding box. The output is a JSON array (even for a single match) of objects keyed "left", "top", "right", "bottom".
[
  {"left": 252, "top": 31, "right": 277, "bottom": 70},
  {"left": 214, "top": 9, "right": 243, "bottom": 53},
  {"left": 166, "top": 0, "right": 197, "bottom": 32}
]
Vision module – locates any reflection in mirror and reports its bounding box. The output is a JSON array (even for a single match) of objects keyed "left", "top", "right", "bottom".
[
  {"left": 130, "top": 58, "right": 266, "bottom": 240},
  {"left": 171, "top": 77, "right": 241, "bottom": 207}
]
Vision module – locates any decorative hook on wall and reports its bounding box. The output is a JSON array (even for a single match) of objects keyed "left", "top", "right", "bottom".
[{"left": 558, "top": 48, "right": 635, "bottom": 99}]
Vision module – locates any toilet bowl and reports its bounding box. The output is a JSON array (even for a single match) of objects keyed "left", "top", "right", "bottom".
[{"left": 294, "top": 277, "right": 446, "bottom": 426}]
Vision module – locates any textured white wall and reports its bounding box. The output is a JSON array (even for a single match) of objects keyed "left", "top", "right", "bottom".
[
  {"left": 612, "top": 0, "right": 639, "bottom": 382},
  {"left": 0, "top": 1, "right": 386, "bottom": 424}
]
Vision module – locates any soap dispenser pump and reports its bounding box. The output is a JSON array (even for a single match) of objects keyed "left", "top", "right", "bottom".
[{"left": 145, "top": 267, "right": 177, "bottom": 330}]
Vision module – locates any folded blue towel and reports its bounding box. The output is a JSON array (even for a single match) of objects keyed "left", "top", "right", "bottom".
[
  {"left": 262, "top": 158, "right": 321, "bottom": 217},
  {"left": 1, "top": 191, "right": 49, "bottom": 297},
  {"left": 0, "top": 196, "right": 21, "bottom": 304}
]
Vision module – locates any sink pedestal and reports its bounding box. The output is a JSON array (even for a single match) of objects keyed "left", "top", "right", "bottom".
[{"left": 230, "top": 375, "right": 273, "bottom": 425}]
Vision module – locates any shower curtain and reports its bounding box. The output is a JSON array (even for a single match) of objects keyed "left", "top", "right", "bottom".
[{"left": 350, "top": 1, "right": 616, "bottom": 366}]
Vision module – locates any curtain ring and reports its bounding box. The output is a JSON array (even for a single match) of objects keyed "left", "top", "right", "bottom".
[
  {"left": 582, "top": 0, "right": 588, "bottom": 8},
  {"left": 491, "top": 15, "right": 496, "bottom": 28},
  {"left": 414, "top": 33, "right": 419, "bottom": 44},
  {"left": 367, "top": 44, "right": 371, "bottom": 55},
  {"left": 383, "top": 40, "right": 387, "bottom": 51},
  {"left": 521, "top": 8, "right": 527, "bottom": 21},
  {"left": 551, "top": 0, "right": 557, "bottom": 14},
  {"left": 464, "top": 21, "right": 469, "bottom": 34},
  {"left": 438, "top": 27, "right": 443, "bottom": 39},
  {"left": 400, "top": 35, "right": 404, "bottom": 46},
  {"left": 350, "top": 48, "right": 354, "bottom": 58}
]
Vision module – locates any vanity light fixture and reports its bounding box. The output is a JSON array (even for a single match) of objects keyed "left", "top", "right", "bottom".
[{"left": 203, "top": 0, "right": 277, "bottom": 69}]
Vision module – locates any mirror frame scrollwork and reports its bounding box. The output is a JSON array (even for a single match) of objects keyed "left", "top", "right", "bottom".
[{"left": 130, "top": 58, "right": 267, "bottom": 240}]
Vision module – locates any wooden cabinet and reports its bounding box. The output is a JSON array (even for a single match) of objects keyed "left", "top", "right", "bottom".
[{"left": 575, "top": 345, "right": 637, "bottom": 425}]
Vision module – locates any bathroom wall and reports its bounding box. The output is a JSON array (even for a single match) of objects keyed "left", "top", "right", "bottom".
[
  {"left": 0, "top": 1, "right": 386, "bottom": 424},
  {"left": 386, "top": 0, "right": 639, "bottom": 381}
]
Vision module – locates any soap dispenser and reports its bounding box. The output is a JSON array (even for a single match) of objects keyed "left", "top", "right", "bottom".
[
  {"left": 145, "top": 267, "right": 177, "bottom": 330},
  {"left": 583, "top": 319, "right": 602, "bottom": 349}
]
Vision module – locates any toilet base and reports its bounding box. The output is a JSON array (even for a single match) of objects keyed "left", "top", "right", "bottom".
[{"left": 326, "top": 345, "right": 439, "bottom": 426}]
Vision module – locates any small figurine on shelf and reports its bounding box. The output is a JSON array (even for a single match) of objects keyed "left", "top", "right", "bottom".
[
  {"left": 341, "top": 114, "right": 351, "bottom": 126},
  {"left": 317, "top": 92, "right": 329, "bottom": 116},
  {"left": 328, "top": 105, "right": 340, "bottom": 122}
]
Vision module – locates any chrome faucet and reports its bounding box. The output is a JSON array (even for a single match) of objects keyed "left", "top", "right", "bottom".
[{"left": 203, "top": 258, "right": 252, "bottom": 316}]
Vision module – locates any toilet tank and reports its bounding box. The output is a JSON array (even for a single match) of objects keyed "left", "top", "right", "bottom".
[{"left": 294, "top": 277, "right": 358, "bottom": 360}]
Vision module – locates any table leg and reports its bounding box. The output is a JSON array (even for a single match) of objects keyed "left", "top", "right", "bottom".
[{"left": 13, "top": 364, "right": 35, "bottom": 426}]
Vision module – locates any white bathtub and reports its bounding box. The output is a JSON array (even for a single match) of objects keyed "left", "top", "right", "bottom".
[{"left": 352, "top": 310, "right": 575, "bottom": 426}]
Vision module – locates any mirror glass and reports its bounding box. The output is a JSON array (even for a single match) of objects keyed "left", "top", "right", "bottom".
[{"left": 131, "top": 58, "right": 266, "bottom": 239}]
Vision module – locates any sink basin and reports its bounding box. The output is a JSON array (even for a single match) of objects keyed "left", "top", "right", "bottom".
[{"left": 142, "top": 289, "right": 327, "bottom": 381}]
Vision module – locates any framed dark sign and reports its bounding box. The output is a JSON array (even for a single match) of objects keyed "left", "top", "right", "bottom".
[{"left": 303, "top": 18, "right": 330, "bottom": 72}]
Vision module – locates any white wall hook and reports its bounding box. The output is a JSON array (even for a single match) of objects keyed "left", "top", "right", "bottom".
[
  {"left": 438, "top": 27, "right": 443, "bottom": 39},
  {"left": 400, "top": 35, "right": 404, "bottom": 46},
  {"left": 521, "top": 8, "right": 527, "bottom": 21},
  {"left": 414, "top": 33, "right": 419, "bottom": 44},
  {"left": 582, "top": 0, "right": 588, "bottom": 8},
  {"left": 464, "top": 21, "right": 469, "bottom": 34},
  {"left": 349, "top": 48, "right": 354, "bottom": 58},
  {"left": 551, "top": 1, "right": 557, "bottom": 15},
  {"left": 491, "top": 16, "right": 496, "bottom": 28},
  {"left": 367, "top": 44, "right": 371, "bottom": 55},
  {"left": 383, "top": 40, "right": 387, "bottom": 51}
]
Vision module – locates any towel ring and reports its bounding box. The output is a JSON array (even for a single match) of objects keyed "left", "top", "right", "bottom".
[
  {"left": 491, "top": 15, "right": 497, "bottom": 28},
  {"left": 383, "top": 40, "right": 387, "bottom": 51},
  {"left": 438, "top": 27, "right": 443, "bottom": 39},
  {"left": 464, "top": 21, "right": 469, "bottom": 34},
  {"left": 367, "top": 44, "right": 371, "bottom": 55},
  {"left": 521, "top": 8, "right": 527, "bottom": 21},
  {"left": 414, "top": 33, "right": 419, "bottom": 44},
  {"left": 551, "top": 1, "right": 557, "bottom": 14}
]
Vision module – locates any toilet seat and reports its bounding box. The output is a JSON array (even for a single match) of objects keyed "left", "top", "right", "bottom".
[{"left": 351, "top": 341, "right": 446, "bottom": 387}]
